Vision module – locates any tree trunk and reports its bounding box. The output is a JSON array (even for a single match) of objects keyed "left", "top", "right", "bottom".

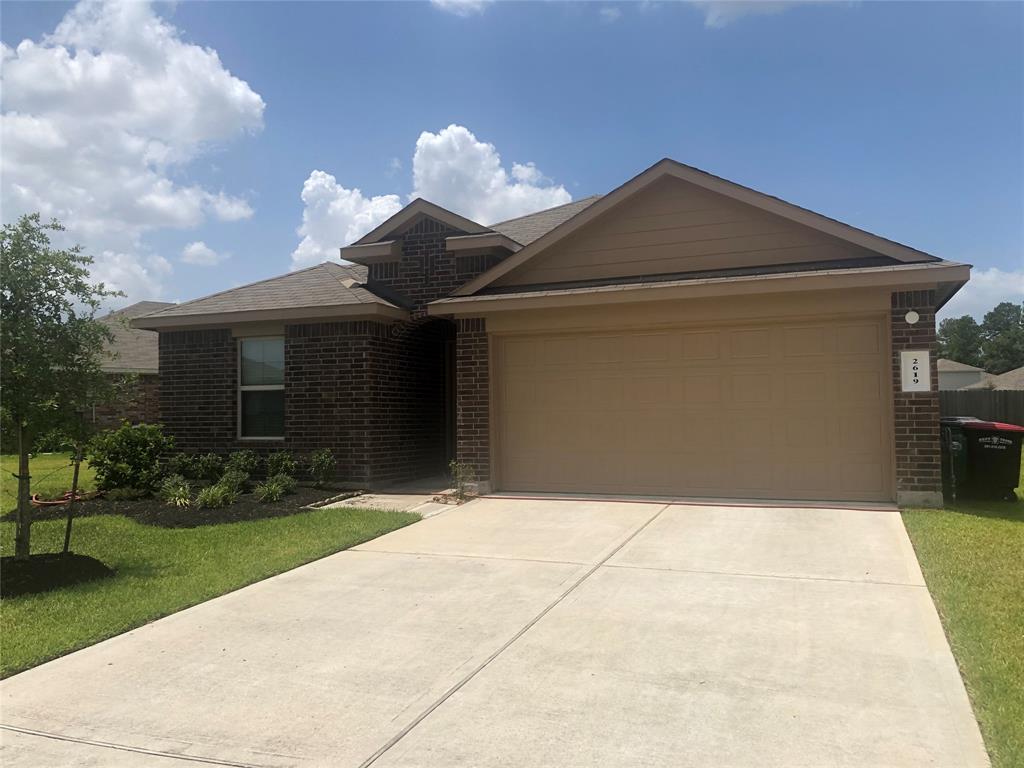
[
  {"left": 63, "top": 446, "right": 82, "bottom": 555},
  {"left": 14, "top": 422, "right": 32, "bottom": 560}
]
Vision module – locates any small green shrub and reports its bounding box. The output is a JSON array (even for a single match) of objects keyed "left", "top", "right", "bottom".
[
  {"left": 266, "top": 451, "right": 298, "bottom": 478},
  {"left": 88, "top": 422, "right": 173, "bottom": 492},
  {"left": 268, "top": 473, "right": 296, "bottom": 494},
  {"left": 219, "top": 469, "right": 250, "bottom": 493},
  {"left": 254, "top": 478, "right": 286, "bottom": 503},
  {"left": 159, "top": 474, "right": 192, "bottom": 508},
  {"left": 196, "top": 483, "right": 237, "bottom": 509},
  {"left": 449, "top": 459, "right": 476, "bottom": 502},
  {"left": 167, "top": 453, "right": 224, "bottom": 484},
  {"left": 104, "top": 487, "right": 148, "bottom": 501},
  {"left": 33, "top": 428, "right": 71, "bottom": 453},
  {"left": 224, "top": 449, "right": 262, "bottom": 476},
  {"left": 309, "top": 449, "right": 335, "bottom": 487}
]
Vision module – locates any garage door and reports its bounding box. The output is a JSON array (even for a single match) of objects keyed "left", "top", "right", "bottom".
[{"left": 495, "top": 318, "right": 892, "bottom": 502}]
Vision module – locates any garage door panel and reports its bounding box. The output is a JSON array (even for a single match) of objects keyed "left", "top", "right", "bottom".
[{"left": 497, "top": 317, "right": 891, "bottom": 502}]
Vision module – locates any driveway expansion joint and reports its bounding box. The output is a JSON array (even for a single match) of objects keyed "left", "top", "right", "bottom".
[
  {"left": 601, "top": 561, "right": 929, "bottom": 588},
  {"left": 356, "top": 503, "right": 672, "bottom": 768}
]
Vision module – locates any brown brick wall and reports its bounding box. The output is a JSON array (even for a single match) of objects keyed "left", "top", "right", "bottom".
[
  {"left": 367, "top": 216, "right": 505, "bottom": 313},
  {"left": 159, "top": 329, "right": 238, "bottom": 454},
  {"left": 455, "top": 317, "right": 490, "bottom": 487},
  {"left": 891, "top": 290, "right": 942, "bottom": 505},
  {"left": 92, "top": 373, "right": 160, "bottom": 430}
]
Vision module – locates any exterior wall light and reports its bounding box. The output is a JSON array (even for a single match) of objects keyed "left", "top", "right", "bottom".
[{"left": 904, "top": 310, "right": 920, "bottom": 325}]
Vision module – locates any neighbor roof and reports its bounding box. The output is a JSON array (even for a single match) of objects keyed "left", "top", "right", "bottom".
[
  {"left": 964, "top": 366, "right": 1024, "bottom": 391},
  {"left": 132, "top": 263, "right": 409, "bottom": 330},
  {"left": 489, "top": 196, "right": 602, "bottom": 247},
  {"left": 100, "top": 301, "right": 175, "bottom": 373},
  {"left": 937, "top": 359, "right": 985, "bottom": 373}
]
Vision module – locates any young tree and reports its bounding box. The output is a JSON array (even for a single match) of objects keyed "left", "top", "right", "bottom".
[
  {"left": 937, "top": 315, "right": 983, "bottom": 367},
  {"left": 981, "top": 301, "right": 1024, "bottom": 374},
  {"left": 1, "top": 214, "right": 120, "bottom": 559}
]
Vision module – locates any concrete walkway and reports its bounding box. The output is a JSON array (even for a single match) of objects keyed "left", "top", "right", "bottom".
[{"left": 0, "top": 499, "right": 988, "bottom": 767}]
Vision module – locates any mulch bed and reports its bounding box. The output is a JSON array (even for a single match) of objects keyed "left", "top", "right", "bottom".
[
  {"left": 2, "top": 486, "right": 360, "bottom": 529},
  {"left": 2, "top": 553, "right": 115, "bottom": 598}
]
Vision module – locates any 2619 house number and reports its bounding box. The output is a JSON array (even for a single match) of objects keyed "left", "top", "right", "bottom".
[{"left": 900, "top": 350, "right": 931, "bottom": 392}]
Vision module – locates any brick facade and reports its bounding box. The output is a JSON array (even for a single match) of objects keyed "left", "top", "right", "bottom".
[
  {"left": 890, "top": 289, "right": 943, "bottom": 507},
  {"left": 455, "top": 317, "right": 491, "bottom": 491},
  {"left": 92, "top": 373, "right": 160, "bottom": 430}
]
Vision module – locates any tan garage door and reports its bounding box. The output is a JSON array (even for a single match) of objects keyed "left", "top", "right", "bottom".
[{"left": 495, "top": 317, "right": 892, "bottom": 502}]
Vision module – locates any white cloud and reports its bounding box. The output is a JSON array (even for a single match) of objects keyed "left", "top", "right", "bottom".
[
  {"left": 412, "top": 124, "right": 571, "bottom": 226},
  {"left": 939, "top": 267, "right": 1024, "bottom": 321},
  {"left": 430, "top": 0, "right": 493, "bottom": 16},
  {"left": 600, "top": 6, "right": 623, "bottom": 23},
  {"left": 688, "top": 1, "right": 804, "bottom": 28},
  {"left": 292, "top": 124, "right": 571, "bottom": 269},
  {"left": 291, "top": 171, "right": 403, "bottom": 269},
  {"left": 91, "top": 250, "right": 172, "bottom": 301},
  {"left": 1, "top": 0, "right": 264, "bottom": 303},
  {"left": 181, "top": 241, "right": 229, "bottom": 266}
]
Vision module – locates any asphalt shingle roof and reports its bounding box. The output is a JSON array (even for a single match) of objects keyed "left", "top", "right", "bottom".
[
  {"left": 100, "top": 301, "right": 175, "bottom": 373},
  {"left": 963, "top": 366, "right": 1024, "bottom": 391},
  {"left": 137, "top": 262, "right": 405, "bottom": 321},
  {"left": 489, "top": 196, "right": 602, "bottom": 246},
  {"left": 937, "top": 359, "right": 985, "bottom": 373}
]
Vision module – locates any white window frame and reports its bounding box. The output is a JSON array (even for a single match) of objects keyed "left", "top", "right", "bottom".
[{"left": 237, "top": 336, "right": 285, "bottom": 441}]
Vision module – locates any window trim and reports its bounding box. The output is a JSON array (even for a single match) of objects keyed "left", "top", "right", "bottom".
[{"left": 237, "top": 336, "right": 285, "bottom": 441}]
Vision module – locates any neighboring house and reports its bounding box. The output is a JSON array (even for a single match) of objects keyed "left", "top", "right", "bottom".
[
  {"left": 963, "top": 365, "right": 1024, "bottom": 390},
  {"left": 94, "top": 301, "right": 174, "bottom": 429},
  {"left": 134, "top": 159, "right": 970, "bottom": 506},
  {"left": 937, "top": 358, "right": 989, "bottom": 390}
]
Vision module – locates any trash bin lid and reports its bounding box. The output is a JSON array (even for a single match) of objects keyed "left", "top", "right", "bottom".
[
  {"left": 941, "top": 416, "right": 983, "bottom": 424},
  {"left": 960, "top": 420, "right": 1024, "bottom": 432}
]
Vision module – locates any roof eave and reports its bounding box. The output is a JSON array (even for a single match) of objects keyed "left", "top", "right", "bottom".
[
  {"left": 340, "top": 240, "right": 401, "bottom": 265},
  {"left": 351, "top": 199, "right": 490, "bottom": 246},
  {"left": 428, "top": 262, "right": 970, "bottom": 316},
  {"left": 132, "top": 302, "right": 409, "bottom": 330},
  {"left": 445, "top": 233, "right": 523, "bottom": 254}
]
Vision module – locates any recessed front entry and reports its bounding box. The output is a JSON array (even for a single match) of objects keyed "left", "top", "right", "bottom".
[{"left": 494, "top": 316, "right": 892, "bottom": 502}]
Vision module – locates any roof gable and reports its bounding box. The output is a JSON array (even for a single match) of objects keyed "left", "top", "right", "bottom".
[
  {"left": 455, "top": 158, "right": 941, "bottom": 296},
  {"left": 100, "top": 301, "right": 175, "bottom": 373},
  {"left": 351, "top": 199, "right": 490, "bottom": 246}
]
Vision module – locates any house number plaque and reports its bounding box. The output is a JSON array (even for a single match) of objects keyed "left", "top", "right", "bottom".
[{"left": 900, "top": 350, "right": 931, "bottom": 392}]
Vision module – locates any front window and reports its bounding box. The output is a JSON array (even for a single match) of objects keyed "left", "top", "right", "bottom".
[{"left": 239, "top": 337, "right": 284, "bottom": 438}]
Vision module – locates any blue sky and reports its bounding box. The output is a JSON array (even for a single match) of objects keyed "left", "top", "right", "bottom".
[{"left": 2, "top": 0, "right": 1021, "bottom": 319}]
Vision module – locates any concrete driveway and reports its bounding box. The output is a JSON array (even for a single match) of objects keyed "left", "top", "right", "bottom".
[{"left": 0, "top": 498, "right": 988, "bottom": 767}]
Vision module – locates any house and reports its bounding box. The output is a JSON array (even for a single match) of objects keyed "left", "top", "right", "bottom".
[
  {"left": 937, "top": 358, "right": 989, "bottom": 390},
  {"left": 133, "top": 159, "right": 970, "bottom": 506},
  {"left": 94, "top": 301, "right": 174, "bottom": 429},
  {"left": 963, "top": 365, "right": 1024, "bottom": 390}
]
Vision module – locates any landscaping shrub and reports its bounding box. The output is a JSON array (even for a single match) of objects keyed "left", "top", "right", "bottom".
[
  {"left": 268, "top": 473, "right": 296, "bottom": 494},
  {"left": 224, "top": 450, "right": 262, "bottom": 477},
  {"left": 167, "top": 453, "right": 224, "bottom": 484},
  {"left": 32, "top": 428, "right": 71, "bottom": 453},
  {"left": 219, "top": 469, "right": 250, "bottom": 494},
  {"left": 265, "top": 451, "right": 297, "bottom": 478},
  {"left": 104, "top": 487, "right": 148, "bottom": 501},
  {"left": 196, "top": 483, "right": 237, "bottom": 509},
  {"left": 158, "top": 475, "right": 192, "bottom": 508},
  {"left": 253, "top": 478, "right": 286, "bottom": 503},
  {"left": 309, "top": 449, "right": 335, "bottom": 487},
  {"left": 88, "top": 422, "right": 173, "bottom": 492}
]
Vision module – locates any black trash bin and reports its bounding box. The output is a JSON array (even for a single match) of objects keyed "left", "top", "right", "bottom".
[{"left": 941, "top": 416, "right": 1024, "bottom": 502}]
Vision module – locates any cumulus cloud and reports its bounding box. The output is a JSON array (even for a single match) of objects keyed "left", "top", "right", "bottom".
[
  {"left": 1, "top": 0, "right": 264, "bottom": 303},
  {"left": 181, "top": 241, "right": 229, "bottom": 266},
  {"left": 430, "top": 0, "right": 493, "bottom": 16},
  {"left": 291, "top": 172, "right": 403, "bottom": 269},
  {"left": 939, "top": 267, "right": 1024, "bottom": 321},
  {"left": 600, "top": 6, "right": 623, "bottom": 23},
  {"left": 412, "top": 125, "right": 571, "bottom": 226},
  {"left": 292, "top": 125, "right": 571, "bottom": 269},
  {"left": 688, "top": 1, "right": 806, "bottom": 28}
]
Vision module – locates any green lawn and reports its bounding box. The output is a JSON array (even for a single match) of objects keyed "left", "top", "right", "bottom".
[
  {"left": 1, "top": 506, "right": 418, "bottom": 678},
  {"left": 1, "top": 453, "right": 95, "bottom": 513},
  {"left": 902, "top": 459, "right": 1024, "bottom": 768}
]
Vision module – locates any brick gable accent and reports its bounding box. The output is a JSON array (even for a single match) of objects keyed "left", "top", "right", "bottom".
[
  {"left": 455, "top": 317, "right": 491, "bottom": 490},
  {"left": 891, "top": 289, "right": 942, "bottom": 507}
]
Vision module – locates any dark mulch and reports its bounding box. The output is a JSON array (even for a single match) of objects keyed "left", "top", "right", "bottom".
[
  {"left": 2, "top": 486, "right": 359, "bottom": 529},
  {"left": 2, "top": 553, "right": 115, "bottom": 598}
]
